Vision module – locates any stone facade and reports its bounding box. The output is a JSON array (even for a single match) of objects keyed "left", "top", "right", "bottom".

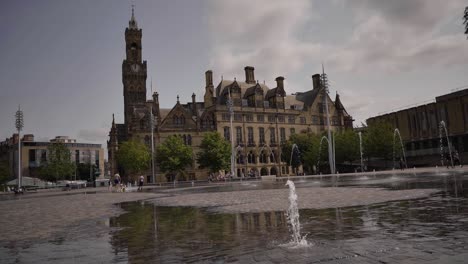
[
  {"left": 367, "top": 88, "right": 468, "bottom": 166},
  {"left": 107, "top": 11, "right": 354, "bottom": 182}
]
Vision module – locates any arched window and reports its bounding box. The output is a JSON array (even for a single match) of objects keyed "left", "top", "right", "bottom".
[{"left": 187, "top": 135, "right": 192, "bottom": 145}]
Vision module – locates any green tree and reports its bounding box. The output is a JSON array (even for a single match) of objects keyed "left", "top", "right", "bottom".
[
  {"left": 117, "top": 140, "right": 151, "bottom": 178},
  {"left": 196, "top": 132, "right": 230, "bottom": 173},
  {"left": 363, "top": 121, "right": 394, "bottom": 164},
  {"left": 334, "top": 130, "right": 360, "bottom": 164},
  {"left": 281, "top": 133, "right": 321, "bottom": 174},
  {"left": 156, "top": 135, "right": 193, "bottom": 181},
  {"left": 39, "top": 143, "right": 76, "bottom": 182},
  {"left": 0, "top": 160, "right": 10, "bottom": 187}
]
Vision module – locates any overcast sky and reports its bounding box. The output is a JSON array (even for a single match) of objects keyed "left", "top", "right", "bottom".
[{"left": 1, "top": 0, "right": 467, "bottom": 150}]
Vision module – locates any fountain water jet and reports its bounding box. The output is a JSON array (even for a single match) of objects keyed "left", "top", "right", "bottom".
[
  {"left": 358, "top": 132, "right": 364, "bottom": 172},
  {"left": 393, "top": 128, "right": 407, "bottom": 169},
  {"left": 285, "top": 180, "right": 308, "bottom": 247},
  {"left": 439, "top": 121, "right": 454, "bottom": 168},
  {"left": 289, "top": 144, "right": 300, "bottom": 175}
]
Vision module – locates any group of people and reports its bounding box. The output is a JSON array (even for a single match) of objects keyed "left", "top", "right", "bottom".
[{"left": 108, "top": 174, "right": 145, "bottom": 192}]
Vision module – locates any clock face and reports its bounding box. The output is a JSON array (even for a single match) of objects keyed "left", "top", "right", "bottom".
[{"left": 131, "top": 64, "right": 139, "bottom": 72}]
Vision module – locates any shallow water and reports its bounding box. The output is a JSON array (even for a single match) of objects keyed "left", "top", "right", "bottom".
[{"left": 2, "top": 171, "right": 468, "bottom": 263}]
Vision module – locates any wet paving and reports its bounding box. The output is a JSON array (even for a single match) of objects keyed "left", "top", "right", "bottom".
[{"left": 1, "top": 170, "right": 468, "bottom": 263}]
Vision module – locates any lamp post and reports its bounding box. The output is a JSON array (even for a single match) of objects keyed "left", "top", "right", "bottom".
[
  {"left": 322, "top": 65, "right": 335, "bottom": 174},
  {"left": 150, "top": 106, "right": 156, "bottom": 184},
  {"left": 15, "top": 106, "right": 23, "bottom": 190},
  {"left": 227, "top": 89, "right": 235, "bottom": 178}
]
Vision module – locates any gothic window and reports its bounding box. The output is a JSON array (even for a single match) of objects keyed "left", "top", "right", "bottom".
[
  {"left": 245, "top": 114, "right": 253, "bottom": 122},
  {"left": 318, "top": 103, "right": 324, "bottom": 114},
  {"left": 300, "top": 117, "right": 306, "bottom": 124},
  {"left": 247, "top": 96, "right": 255, "bottom": 107},
  {"left": 234, "top": 114, "right": 242, "bottom": 122},
  {"left": 224, "top": 127, "right": 230, "bottom": 141},
  {"left": 259, "top": 127, "right": 265, "bottom": 144},
  {"left": 247, "top": 151, "right": 254, "bottom": 163},
  {"left": 269, "top": 128, "right": 276, "bottom": 144},
  {"left": 268, "top": 115, "right": 276, "bottom": 122},
  {"left": 260, "top": 150, "right": 267, "bottom": 163},
  {"left": 236, "top": 127, "right": 242, "bottom": 145},
  {"left": 312, "top": 115, "right": 319, "bottom": 125},
  {"left": 277, "top": 115, "right": 285, "bottom": 123},
  {"left": 257, "top": 115, "right": 264, "bottom": 122},
  {"left": 280, "top": 128, "right": 286, "bottom": 143},
  {"left": 183, "top": 135, "right": 187, "bottom": 145},
  {"left": 288, "top": 116, "right": 295, "bottom": 124},
  {"left": 247, "top": 127, "right": 254, "bottom": 145},
  {"left": 187, "top": 135, "right": 192, "bottom": 145},
  {"left": 270, "top": 150, "right": 276, "bottom": 163},
  {"left": 290, "top": 128, "right": 295, "bottom": 135}
]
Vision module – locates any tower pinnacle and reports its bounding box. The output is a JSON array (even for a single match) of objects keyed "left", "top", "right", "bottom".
[{"left": 129, "top": 4, "right": 138, "bottom": 29}]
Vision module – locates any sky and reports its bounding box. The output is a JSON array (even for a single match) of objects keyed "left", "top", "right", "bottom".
[{"left": 1, "top": 0, "right": 467, "bottom": 151}]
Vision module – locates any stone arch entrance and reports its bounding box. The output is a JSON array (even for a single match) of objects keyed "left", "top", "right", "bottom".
[{"left": 260, "top": 167, "right": 268, "bottom": 176}]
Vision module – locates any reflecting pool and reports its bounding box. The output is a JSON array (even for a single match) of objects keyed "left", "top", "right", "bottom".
[{"left": 1, "top": 171, "right": 468, "bottom": 263}]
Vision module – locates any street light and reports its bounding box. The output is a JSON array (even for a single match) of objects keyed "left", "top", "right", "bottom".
[
  {"left": 321, "top": 65, "right": 336, "bottom": 174},
  {"left": 227, "top": 88, "right": 235, "bottom": 178},
  {"left": 150, "top": 106, "right": 157, "bottom": 184},
  {"left": 15, "top": 105, "right": 23, "bottom": 190}
]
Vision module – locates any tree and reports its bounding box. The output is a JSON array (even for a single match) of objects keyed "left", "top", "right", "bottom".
[
  {"left": 281, "top": 133, "right": 321, "bottom": 174},
  {"left": 156, "top": 135, "right": 193, "bottom": 181},
  {"left": 117, "top": 140, "right": 151, "bottom": 179},
  {"left": 334, "top": 130, "right": 360, "bottom": 164},
  {"left": 0, "top": 160, "right": 10, "bottom": 187},
  {"left": 39, "top": 143, "right": 76, "bottom": 182},
  {"left": 363, "top": 121, "right": 394, "bottom": 164},
  {"left": 196, "top": 132, "right": 231, "bottom": 173}
]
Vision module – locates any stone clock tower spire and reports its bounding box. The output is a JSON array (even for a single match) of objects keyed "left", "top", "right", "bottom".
[{"left": 122, "top": 4, "right": 147, "bottom": 125}]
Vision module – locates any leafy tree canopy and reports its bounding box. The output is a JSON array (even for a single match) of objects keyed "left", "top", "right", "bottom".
[
  {"left": 0, "top": 160, "right": 10, "bottom": 185},
  {"left": 363, "top": 121, "right": 394, "bottom": 160},
  {"left": 156, "top": 135, "right": 193, "bottom": 179},
  {"left": 334, "top": 129, "right": 360, "bottom": 164},
  {"left": 39, "top": 143, "right": 75, "bottom": 182},
  {"left": 117, "top": 140, "right": 151, "bottom": 176},
  {"left": 196, "top": 132, "right": 231, "bottom": 173}
]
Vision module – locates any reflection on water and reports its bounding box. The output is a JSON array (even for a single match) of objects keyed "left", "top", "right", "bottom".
[
  {"left": 109, "top": 203, "right": 289, "bottom": 263},
  {"left": 108, "top": 172, "right": 468, "bottom": 263},
  {"left": 1, "top": 172, "right": 468, "bottom": 263}
]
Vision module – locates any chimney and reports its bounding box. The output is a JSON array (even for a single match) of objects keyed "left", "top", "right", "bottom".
[
  {"left": 312, "top": 74, "right": 321, "bottom": 90},
  {"left": 244, "top": 66, "right": 255, "bottom": 84},
  {"left": 275, "top": 76, "right": 284, "bottom": 90},
  {"left": 152, "top": 92, "right": 159, "bottom": 104},
  {"left": 192, "top": 93, "right": 197, "bottom": 115},
  {"left": 205, "top": 70, "right": 213, "bottom": 87}
]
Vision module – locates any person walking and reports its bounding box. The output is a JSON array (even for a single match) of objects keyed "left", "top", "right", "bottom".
[{"left": 138, "top": 175, "right": 144, "bottom": 191}]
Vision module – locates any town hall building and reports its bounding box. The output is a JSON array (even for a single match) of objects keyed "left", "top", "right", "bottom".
[{"left": 107, "top": 9, "right": 354, "bottom": 182}]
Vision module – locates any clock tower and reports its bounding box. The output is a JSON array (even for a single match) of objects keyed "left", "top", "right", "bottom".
[{"left": 122, "top": 6, "right": 147, "bottom": 125}]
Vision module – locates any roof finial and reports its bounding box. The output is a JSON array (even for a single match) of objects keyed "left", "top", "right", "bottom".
[
  {"left": 177, "top": 95, "right": 180, "bottom": 103},
  {"left": 129, "top": 3, "right": 138, "bottom": 29}
]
